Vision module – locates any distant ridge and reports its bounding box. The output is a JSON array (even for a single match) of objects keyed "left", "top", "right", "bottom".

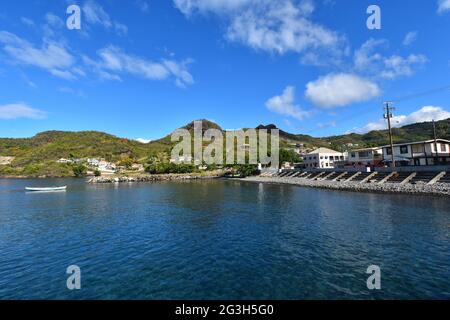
[{"left": 0, "top": 118, "right": 449, "bottom": 177}]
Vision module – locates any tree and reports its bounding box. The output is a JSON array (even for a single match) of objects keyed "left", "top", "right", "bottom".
[
  {"left": 234, "top": 164, "right": 259, "bottom": 177},
  {"left": 72, "top": 164, "right": 87, "bottom": 177},
  {"left": 279, "top": 149, "right": 302, "bottom": 164},
  {"left": 94, "top": 169, "right": 101, "bottom": 177},
  {"left": 118, "top": 155, "right": 133, "bottom": 169}
]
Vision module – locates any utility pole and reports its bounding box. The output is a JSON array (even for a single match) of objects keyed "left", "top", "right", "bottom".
[
  {"left": 433, "top": 120, "right": 439, "bottom": 165},
  {"left": 383, "top": 102, "right": 395, "bottom": 168}
]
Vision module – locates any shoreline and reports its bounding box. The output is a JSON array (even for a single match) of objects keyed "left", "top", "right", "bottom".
[
  {"left": 87, "top": 172, "right": 222, "bottom": 183},
  {"left": 0, "top": 171, "right": 224, "bottom": 181},
  {"left": 241, "top": 176, "right": 450, "bottom": 197}
]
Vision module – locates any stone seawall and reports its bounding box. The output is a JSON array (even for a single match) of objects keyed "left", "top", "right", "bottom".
[
  {"left": 88, "top": 173, "right": 220, "bottom": 183},
  {"left": 242, "top": 176, "right": 450, "bottom": 197}
]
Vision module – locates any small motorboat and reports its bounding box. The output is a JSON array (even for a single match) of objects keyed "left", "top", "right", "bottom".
[{"left": 25, "top": 186, "right": 67, "bottom": 192}]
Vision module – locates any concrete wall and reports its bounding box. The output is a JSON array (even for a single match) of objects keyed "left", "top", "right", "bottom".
[{"left": 375, "top": 165, "right": 450, "bottom": 173}]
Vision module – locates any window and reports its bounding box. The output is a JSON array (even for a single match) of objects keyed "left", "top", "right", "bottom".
[
  {"left": 320, "top": 156, "right": 323, "bottom": 159},
  {"left": 351, "top": 152, "right": 356, "bottom": 158},
  {"left": 412, "top": 144, "right": 424, "bottom": 153},
  {"left": 400, "top": 145, "right": 408, "bottom": 154},
  {"left": 358, "top": 151, "right": 369, "bottom": 158},
  {"left": 386, "top": 147, "right": 392, "bottom": 155},
  {"left": 441, "top": 144, "right": 447, "bottom": 152}
]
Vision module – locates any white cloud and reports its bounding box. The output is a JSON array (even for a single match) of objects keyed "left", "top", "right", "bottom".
[
  {"left": 135, "top": 138, "right": 152, "bottom": 143},
  {"left": 45, "top": 13, "right": 64, "bottom": 28},
  {"left": 0, "top": 31, "right": 80, "bottom": 80},
  {"left": 83, "top": 0, "right": 128, "bottom": 35},
  {"left": 20, "top": 17, "right": 35, "bottom": 27},
  {"left": 354, "top": 39, "right": 427, "bottom": 80},
  {"left": 85, "top": 46, "right": 194, "bottom": 87},
  {"left": 317, "top": 121, "right": 336, "bottom": 129},
  {"left": 174, "top": 0, "right": 346, "bottom": 59},
  {"left": 438, "top": 0, "right": 450, "bottom": 13},
  {"left": 174, "top": 0, "right": 251, "bottom": 15},
  {"left": 265, "top": 86, "right": 311, "bottom": 120},
  {"left": 353, "top": 106, "right": 450, "bottom": 133},
  {"left": 402, "top": 31, "right": 417, "bottom": 46},
  {"left": 135, "top": 0, "right": 150, "bottom": 13},
  {"left": 381, "top": 54, "right": 427, "bottom": 79},
  {"left": 0, "top": 103, "right": 47, "bottom": 120},
  {"left": 58, "top": 87, "right": 86, "bottom": 98},
  {"left": 305, "top": 73, "right": 380, "bottom": 108},
  {"left": 0, "top": 30, "right": 193, "bottom": 87}
]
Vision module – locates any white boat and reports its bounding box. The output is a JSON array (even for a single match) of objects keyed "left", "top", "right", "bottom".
[{"left": 25, "top": 186, "right": 67, "bottom": 192}]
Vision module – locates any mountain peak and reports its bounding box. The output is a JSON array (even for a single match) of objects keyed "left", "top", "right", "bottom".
[
  {"left": 181, "top": 119, "right": 223, "bottom": 131},
  {"left": 256, "top": 124, "right": 278, "bottom": 130}
]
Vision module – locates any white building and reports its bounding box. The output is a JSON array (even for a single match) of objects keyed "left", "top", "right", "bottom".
[
  {"left": 57, "top": 158, "right": 73, "bottom": 164},
  {"left": 347, "top": 147, "right": 383, "bottom": 169},
  {"left": 0, "top": 156, "right": 14, "bottom": 165},
  {"left": 381, "top": 139, "right": 450, "bottom": 166},
  {"left": 302, "top": 147, "right": 346, "bottom": 169},
  {"left": 87, "top": 158, "right": 100, "bottom": 167},
  {"left": 98, "top": 160, "right": 116, "bottom": 174},
  {"left": 170, "top": 155, "right": 193, "bottom": 163}
]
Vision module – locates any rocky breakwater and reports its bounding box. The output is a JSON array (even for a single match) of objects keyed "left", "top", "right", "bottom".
[
  {"left": 88, "top": 173, "right": 220, "bottom": 184},
  {"left": 242, "top": 176, "right": 450, "bottom": 197}
]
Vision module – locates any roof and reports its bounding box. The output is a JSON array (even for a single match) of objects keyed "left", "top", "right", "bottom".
[
  {"left": 380, "top": 139, "right": 450, "bottom": 148},
  {"left": 308, "top": 147, "right": 342, "bottom": 154},
  {"left": 350, "top": 147, "right": 382, "bottom": 152}
]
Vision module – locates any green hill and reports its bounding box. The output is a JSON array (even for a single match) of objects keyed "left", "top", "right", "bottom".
[{"left": 0, "top": 118, "right": 449, "bottom": 177}]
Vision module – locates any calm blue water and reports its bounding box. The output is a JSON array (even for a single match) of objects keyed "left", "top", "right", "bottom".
[{"left": 0, "top": 178, "right": 449, "bottom": 299}]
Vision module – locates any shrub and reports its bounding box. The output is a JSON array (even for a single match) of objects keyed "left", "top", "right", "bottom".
[{"left": 72, "top": 164, "right": 87, "bottom": 177}]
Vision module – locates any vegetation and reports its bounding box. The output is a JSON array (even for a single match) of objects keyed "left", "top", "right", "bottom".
[
  {"left": 145, "top": 163, "right": 197, "bottom": 174},
  {"left": 234, "top": 164, "right": 259, "bottom": 177},
  {"left": 0, "top": 118, "right": 448, "bottom": 177},
  {"left": 279, "top": 148, "right": 302, "bottom": 164},
  {"left": 72, "top": 164, "right": 87, "bottom": 177}
]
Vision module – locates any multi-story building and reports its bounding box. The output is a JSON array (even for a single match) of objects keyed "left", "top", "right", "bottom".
[
  {"left": 381, "top": 139, "right": 450, "bottom": 166},
  {"left": 302, "top": 147, "right": 346, "bottom": 169},
  {"left": 346, "top": 147, "right": 383, "bottom": 169}
]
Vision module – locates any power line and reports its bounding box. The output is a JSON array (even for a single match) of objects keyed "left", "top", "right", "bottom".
[{"left": 392, "top": 85, "right": 450, "bottom": 103}]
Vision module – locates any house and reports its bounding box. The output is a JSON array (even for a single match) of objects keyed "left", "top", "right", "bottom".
[
  {"left": 0, "top": 156, "right": 14, "bottom": 165},
  {"left": 87, "top": 158, "right": 100, "bottom": 167},
  {"left": 302, "top": 147, "right": 346, "bottom": 169},
  {"left": 281, "top": 162, "right": 295, "bottom": 170},
  {"left": 170, "top": 155, "right": 193, "bottom": 163},
  {"left": 98, "top": 160, "right": 116, "bottom": 174},
  {"left": 57, "top": 158, "right": 73, "bottom": 164},
  {"left": 381, "top": 139, "right": 450, "bottom": 167},
  {"left": 346, "top": 147, "right": 383, "bottom": 169}
]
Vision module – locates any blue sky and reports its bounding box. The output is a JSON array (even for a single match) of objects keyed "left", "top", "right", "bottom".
[{"left": 0, "top": 0, "right": 450, "bottom": 141}]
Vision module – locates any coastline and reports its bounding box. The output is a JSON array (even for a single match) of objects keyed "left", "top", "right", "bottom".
[
  {"left": 87, "top": 172, "right": 222, "bottom": 183},
  {"left": 241, "top": 176, "right": 450, "bottom": 197}
]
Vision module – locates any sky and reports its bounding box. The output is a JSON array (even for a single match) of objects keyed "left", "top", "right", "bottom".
[{"left": 0, "top": 0, "right": 450, "bottom": 142}]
